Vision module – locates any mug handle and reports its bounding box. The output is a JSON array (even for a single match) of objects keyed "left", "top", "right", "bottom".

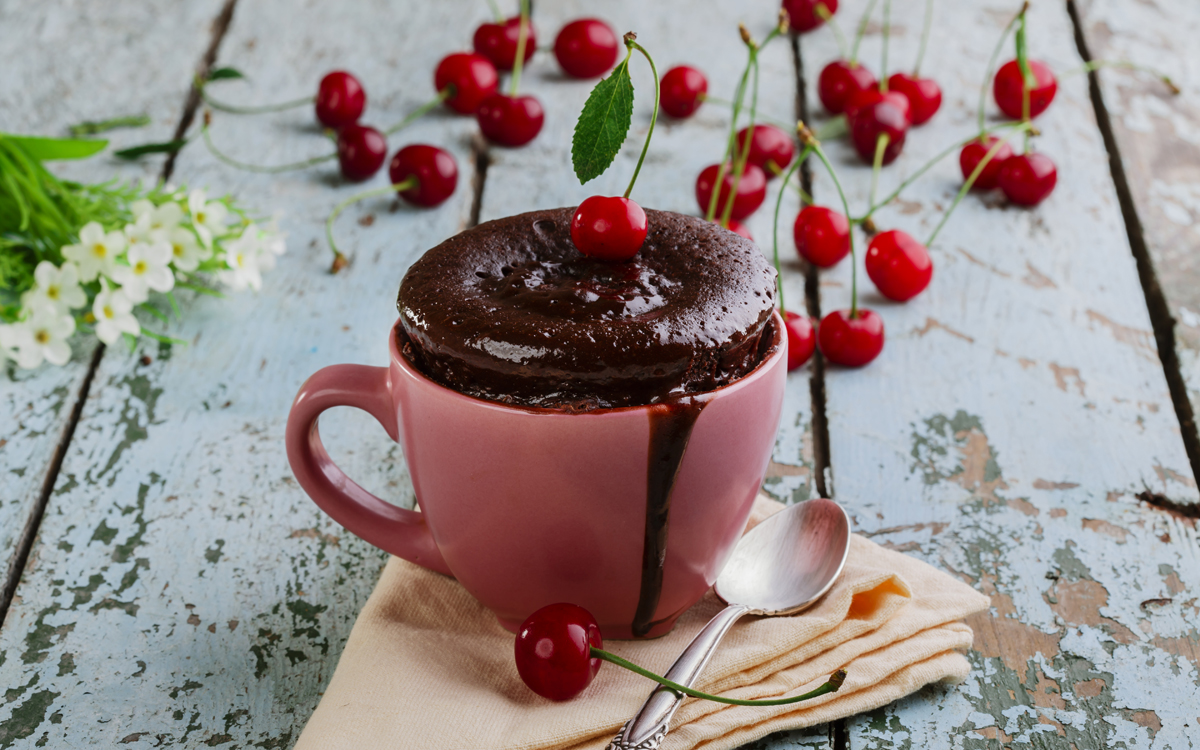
[{"left": 286, "top": 363, "right": 451, "bottom": 576}]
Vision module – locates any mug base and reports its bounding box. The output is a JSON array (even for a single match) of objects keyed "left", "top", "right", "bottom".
[{"left": 496, "top": 615, "right": 679, "bottom": 640}]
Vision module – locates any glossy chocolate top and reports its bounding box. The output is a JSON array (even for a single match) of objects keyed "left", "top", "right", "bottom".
[{"left": 397, "top": 207, "right": 776, "bottom": 409}]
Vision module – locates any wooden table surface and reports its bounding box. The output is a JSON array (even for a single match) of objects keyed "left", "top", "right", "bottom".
[{"left": 2, "top": 0, "right": 1198, "bottom": 747}]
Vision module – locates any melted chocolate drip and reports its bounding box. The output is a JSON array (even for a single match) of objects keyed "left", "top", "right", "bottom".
[{"left": 631, "top": 397, "right": 706, "bottom": 637}]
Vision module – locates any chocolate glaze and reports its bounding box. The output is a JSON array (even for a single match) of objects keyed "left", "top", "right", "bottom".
[
  {"left": 632, "top": 398, "right": 705, "bottom": 637},
  {"left": 397, "top": 207, "right": 776, "bottom": 409}
]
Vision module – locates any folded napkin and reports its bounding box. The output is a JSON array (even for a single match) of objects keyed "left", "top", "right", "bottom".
[{"left": 296, "top": 495, "right": 990, "bottom": 750}]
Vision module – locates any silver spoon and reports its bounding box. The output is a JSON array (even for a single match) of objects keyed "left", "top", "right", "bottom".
[{"left": 607, "top": 497, "right": 852, "bottom": 750}]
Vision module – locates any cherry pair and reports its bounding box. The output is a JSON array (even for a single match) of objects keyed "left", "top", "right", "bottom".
[
  {"left": 959, "top": 138, "right": 1057, "bottom": 206},
  {"left": 434, "top": 52, "right": 543, "bottom": 147},
  {"left": 694, "top": 124, "right": 797, "bottom": 222},
  {"left": 819, "top": 63, "right": 941, "bottom": 126},
  {"left": 794, "top": 209, "right": 931, "bottom": 298}
]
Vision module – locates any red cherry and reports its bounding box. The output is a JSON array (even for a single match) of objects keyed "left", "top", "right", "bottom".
[
  {"left": 993, "top": 59, "right": 1057, "bottom": 120},
  {"left": 959, "top": 136, "right": 1014, "bottom": 190},
  {"left": 998, "top": 152, "right": 1057, "bottom": 206},
  {"left": 887, "top": 73, "right": 942, "bottom": 125},
  {"left": 661, "top": 66, "right": 708, "bottom": 119},
  {"left": 554, "top": 19, "right": 619, "bottom": 79},
  {"left": 571, "top": 196, "right": 648, "bottom": 261},
  {"left": 735, "top": 124, "right": 795, "bottom": 178},
  {"left": 435, "top": 53, "right": 499, "bottom": 114},
  {"left": 818, "top": 309, "right": 884, "bottom": 367},
  {"left": 721, "top": 219, "right": 753, "bottom": 241},
  {"left": 793, "top": 206, "right": 850, "bottom": 268},
  {"left": 473, "top": 16, "right": 537, "bottom": 72},
  {"left": 695, "top": 163, "right": 768, "bottom": 221},
  {"left": 865, "top": 229, "right": 933, "bottom": 301},
  {"left": 846, "top": 89, "right": 910, "bottom": 165},
  {"left": 818, "top": 60, "right": 876, "bottom": 115},
  {"left": 315, "top": 71, "right": 366, "bottom": 129},
  {"left": 515, "top": 603, "right": 604, "bottom": 702},
  {"left": 783, "top": 0, "right": 839, "bottom": 33},
  {"left": 388, "top": 144, "right": 458, "bottom": 207},
  {"left": 335, "top": 124, "right": 387, "bottom": 182},
  {"left": 784, "top": 311, "right": 817, "bottom": 370},
  {"left": 477, "top": 94, "right": 544, "bottom": 147}
]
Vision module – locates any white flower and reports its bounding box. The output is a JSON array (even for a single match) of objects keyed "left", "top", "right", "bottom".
[
  {"left": 218, "top": 229, "right": 262, "bottom": 291},
  {"left": 188, "top": 189, "right": 230, "bottom": 248},
  {"left": 92, "top": 279, "right": 141, "bottom": 345},
  {"left": 21, "top": 261, "right": 86, "bottom": 314},
  {"left": 166, "top": 227, "right": 205, "bottom": 272},
  {"left": 62, "top": 221, "right": 125, "bottom": 282},
  {"left": 0, "top": 323, "right": 20, "bottom": 363},
  {"left": 111, "top": 240, "right": 175, "bottom": 303},
  {"left": 138, "top": 200, "right": 184, "bottom": 232},
  {"left": 7, "top": 302, "right": 76, "bottom": 368}
]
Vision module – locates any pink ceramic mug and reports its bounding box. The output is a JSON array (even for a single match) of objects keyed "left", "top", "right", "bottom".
[{"left": 286, "top": 312, "right": 786, "bottom": 638}]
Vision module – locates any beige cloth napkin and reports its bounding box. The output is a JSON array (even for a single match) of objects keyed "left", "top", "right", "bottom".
[{"left": 297, "top": 495, "right": 990, "bottom": 750}]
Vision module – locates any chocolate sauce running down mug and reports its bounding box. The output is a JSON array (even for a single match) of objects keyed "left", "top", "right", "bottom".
[{"left": 286, "top": 312, "right": 786, "bottom": 638}]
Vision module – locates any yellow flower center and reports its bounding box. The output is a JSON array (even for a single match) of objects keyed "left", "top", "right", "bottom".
[
  {"left": 93, "top": 243, "right": 107, "bottom": 258},
  {"left": 103, "top": 305, "right": 114, "bottom": 320},
  {"left": 35, "top": 330, "right": 50, "bottom": 344},
  {"left": 47, "top": 286, "right": 60, "bottom": 300},
  {"left": 134, "top": 260, "right": 148, "bottom": 274},
  {"left": 173, "top": 243, "right": 184, "bottom": 256},
  {"left": 196, "top": 211, "right": 207, "bottom": 224}
]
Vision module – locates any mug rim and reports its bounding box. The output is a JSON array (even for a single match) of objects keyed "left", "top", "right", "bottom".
[{"left": 389, "top": 309, "right": 786, "bottom": 416}]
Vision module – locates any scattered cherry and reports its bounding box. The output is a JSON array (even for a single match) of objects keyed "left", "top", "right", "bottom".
[
  {"left": 571, "top": 196, "right": 648, "bottom": 261},
  {"left": 388, "top": 144, "right": 458, "bottom": 207},
  {"left": 818, "top": 309, "right": 884, "bottom": 367},
  {"left": 887, "top": 73, "right": 942, "bottom": 126},
  {"left": 818, "top": 60, "right": 876, "bottom": 115},
  {"left": 335, "top": 124, "right": 387, "bottom": 182},
  {"left": 793, "top": 206, "right": 850, "bottom": 268},
  {"left": 783, "top": 0, "right": 839, "bottom": 33},
  {"left": 695, "top": 163, "right": 768, "bottom": 221},
  {"left": 735, "top": 124, "right": 795, "bottom": 178},
  {"left": 784, "top": 311, "right": 817, "bottom": 370},
  {"left": 846, "top": 90, "right": 910, "bottom": 165},
  {"left": 993, "top": 59, "right": 1057, "bottom": 120},
  {"left": 435, "top": 52, "right": 500, "bottom": 114},
  {"left": 477, "top": 93, "right": 545, "bottom": 147},
  {"left": 660, "top": 65, "right": 708, "bottom": 119},
  {"left": 998, "top": 152, "right": 1057, "bottom": 206},
  {"left": 315, "top": 71, "right": 366, "bottom": 129},
  {"left": 515, "top": 603, "right": 603, "bottom": 702},
  {"left": 959, "top": 136, "right": 1014, "bottom": 190},
  {"left": 554, "top": 19, "right": 620, "bottom": 79},
  {"left": 865, "top": 230, "right": 933, "bottom": 301},
  {"left": 473, "top": 16, "right": 537, "bottom": 72}
]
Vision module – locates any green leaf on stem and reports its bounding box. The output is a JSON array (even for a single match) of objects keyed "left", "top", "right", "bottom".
[
  {"left": 3, "top": 135, "right": 108, "bottom": 161},
  {"left": 113, "top": 139, "right": 189, "bottom": 160},
  {"left": 571, "top": 57, "right": 634, "bottom": 185},
  {"left": 207, "top": 67, "right": 246, "bottom": 81}
]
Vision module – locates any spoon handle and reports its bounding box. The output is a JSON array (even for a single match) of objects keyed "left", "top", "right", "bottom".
[{"left": 606, "top": 603, "right": 752, "bottom": 750}]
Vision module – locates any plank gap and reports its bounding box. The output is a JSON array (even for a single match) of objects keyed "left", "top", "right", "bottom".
[
  {"left": 1066, "top": 0, "right": 1200, "bottom": 502},
  {"left": 467, "top": 132, "right": 492, "bottom": 230},
  {"left": 792, "top": 31, "right": 833, "bottom": 501}
]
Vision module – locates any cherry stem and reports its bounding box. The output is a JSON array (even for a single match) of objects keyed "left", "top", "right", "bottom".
[
  {"left": 591, "top": 648, "right": 846, "bottom": 707},
  {"left": 925, "top": 121, "right": 1032, "bottom": 247},
  {"left": 510, "top": 0, "right": 531, "bottom": 96},
  {"left": 857, "top": 121, "right": 1025, "bottom": 223},
  {"left": 198, "top": 77, "right": 314, "bottom": 115},
  {"left": 385, "top": 89, "right": 452, "bottom": 135},
  {"left": 1060, "top": 59, "right": 1181, "bottom": 94},
  {"left": 816, "top": 3, "right": 849, "bottom": 60},
  {"left": 879, "top": 0, "right": 892, "bottom": 91},
  {"left": 869, "top": 133, "right": 888, "bottom": 212},
  {"left": 202, "top": 121, "right": 335, "bottom": 173},
  {"left": 1015, "top": 5, "right": 1032, "bottom": 153},
  {"left": 325, "top": 178, "right": 419, "bottom": 264},
  {"left": 484, "top": 0, "right": 503, "bottom": 23},
  {"left": 623, "top": 36, "right": 660, "bottom": 201},
  {"left": 977, "top": 3, "right": 1026, "bottom": 136},
  {"left": 721, "top": 50, "right": 761, "bottom": 228},
  {"left": 769, "top": 162, "right": 814, "bottom": 204},
  {"left": 913, "top": 0, "right": 934, "bottom": 76},
  {"left": 849, "top": 0, "right": 880, "bottom": 66},
  {"left": 803, "top": 130, "right": 857, "bottom": 318},
  {"left": 706, "top": 45, "right": 753, "bottom": 222},
  {"left": 772, "top": 144, "right": 816, "bottom": 315}
]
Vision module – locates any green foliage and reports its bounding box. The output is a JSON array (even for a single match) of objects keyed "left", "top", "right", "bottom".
[
  {"left": 207, "top": 66, "right": 246, "bottom": 82},
  {"left": 113, "top": 139, "right": 188, "bottom": 160},
  {"left": 6, "top": 136, "right": 108, "bottom": 160},
  {"left": 571, "top": 56, "right": 634, "bottom": 185}
]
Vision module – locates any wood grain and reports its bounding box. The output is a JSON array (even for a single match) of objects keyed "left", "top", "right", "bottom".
[
  {"left": 0, "top": 0, "right": 226, "bottom": 618},
  {"left": 789, "top": 1, "right": 1200, "bottom": 747}
]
